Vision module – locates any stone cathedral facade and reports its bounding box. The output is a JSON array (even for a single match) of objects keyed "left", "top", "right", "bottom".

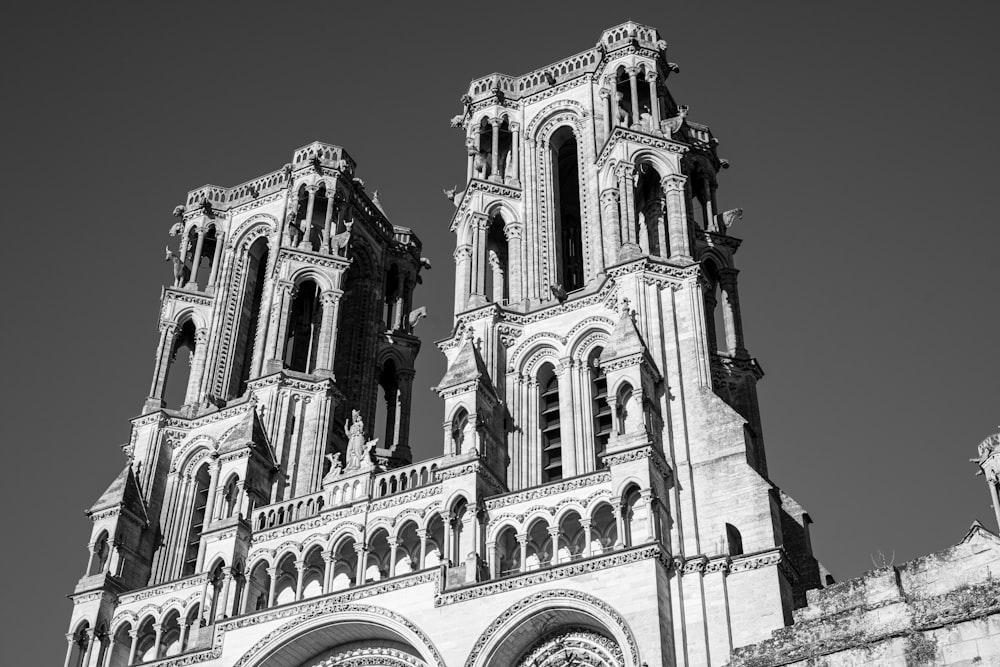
[{"left": 64, "top": 23, "right": 1000, "bottom": 667}]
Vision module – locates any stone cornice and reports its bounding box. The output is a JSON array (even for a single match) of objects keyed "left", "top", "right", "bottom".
[
  {"left": 484, "top": 471, "right": 610, "bottom": 510},
  {"left": 117, "top": 573, "right": 208, "bottom": 606},
  {"left": 596, "top": 126, "right": 689, "bottom": 170},
  {"left": 435, "top": 543, "right": 668, "bottom": 606}
]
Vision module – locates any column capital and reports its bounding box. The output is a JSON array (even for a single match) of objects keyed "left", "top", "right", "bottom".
[
  {"left": 547, "top": 527, "right": 562, "bottom": 538},
  {"left": 598, "top": 87, "right": 611, "bottom": 100},
  {"left": 600, "top": 188, "right": 621, "bottom": 204},
  {"left": 416, "top": 529, "right": 429, "bottom": 539},
  {"left": 661, "top": 173, "right": 687, "bottom": 191},
  {"left": 159, "top": 321, "right": 179, "bottom": 336},
  {"left": 644, "top": 69, "right": 658, "bottom": 83},
  {"left": 515, "top": 533, "right": 528, "bottom": 544},
  {"left": 321, "top": 550, "right": 335, "bottom": 563},
  {"left": 503, "top": 222, "right": 524, "bottom": 240},
  {"left": 510, "top": 122, "right": 521, "bottom": 132},
  {"left": 388, "top": 537, "right": 400, "bottom": 548},
  {"left": 625, "top": 66, "right": 641, "bottom": 77},
  {"left": 294, "top": 560, "right": 306, "bottom": 571},
  {"left": 454, "top": 244, "right": 473, "bottom": 262},
  {"left": 353, "top": 543, "right": 368, "bottom": 555},
  {"left": 319, "top": 290, "right": 341, "bottom": 306},
  {"left": 488, "top": 117, "right": 502, "bottom": 127},
  {"left": 580, "top": 518, "right": 593, "bottom": 528}
]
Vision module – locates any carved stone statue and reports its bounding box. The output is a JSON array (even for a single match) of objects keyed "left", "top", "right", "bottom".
[
  {"left": 168, "top": 221, "right": 184, "bottom": 237},
  {"left": 331, "top": 221, "right": 354, "bottom": 256},
  {"left": 721, "top": 208, "right": 743, "bottom": 229},
  {"left": 449, "top": 114, "right": 466, "bottom": 128},
  {"left": 614, "top": 91, "right": 630, "bottom": 127},
  {"left": 344, "top": 409, "right": 367, "bottom": 470},
  {"left": 443, "top": 186, "right": 463, "bottom": 206},
  {"left": 408, "top": 306, "right": 428, "bottom": 329},
  {"left": 325, "top": 451, "right": 343, "bottom": 477},
  {"left": 661, "top": 105, "right": 688, "bottom": 136},
  {"left": 165, "top": 247, "right": 190, "bottom": 287}
]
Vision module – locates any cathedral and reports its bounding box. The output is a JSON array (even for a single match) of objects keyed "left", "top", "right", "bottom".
[{"left": 64, "top": 23, "right": 1000, "bottom": 667}]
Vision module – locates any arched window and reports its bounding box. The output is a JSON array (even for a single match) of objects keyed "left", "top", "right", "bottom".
[
  {"left": 67, "top": 622, "right": 90, "bottom": 667},
  {"left": 229, "top": 237, "right": 269, "bottom": 398},
  {"left": 495, "top": 526, "right": 520, "bottom": 577},
  {"left": 550, "top": 126, "right": 583, "bottom": 292},
  {"left": 634, "top": 163, "right": 666, "bottom": 255},
  {"left": 538, "top": 363, "right": 563, "bottom": 482},
  {"left": 589, "top": 348, "right": 612, "bottom": 460},
  {"left": 244, "top": 562, "right": 271, "bottom": 613},
  {"left": 384, "top": 264, "right": 400, "bottom": 330},
  {"left": 450, "top": 498, "right": 468, "bottom": 566},
  {"left": 107, "top": 622, "right": 133, "bottom": 667},
  {"left": 283, "top": 279, "right": 322, "bottom": 373},
  {"left": 221, "top": 475, "right": 239, "bottom": 519},
  {"left": 206, "top": 561, "right": 225, "bottom": 623},
  {"left": 451, "top": 408, "right": 469, "bottom": 455},
  {"left": 702, "top": 260, "right": 725, "bottom": 354},
  {"left": 726, "top": 523, "right": 744, "bottom": 556},
  {"left": 182, "top": 462, "right": 211, "bottom": 576},
  {"left": 615, "top": 383, "right": 633, "bottom": 435},
  {"left": 485, "top": 213, "right": 509, "bottom": 304},
  {"left": 163, "top": 320, "right": 197, "bottom": 408},
  {"left": 159, "top": 610, "right": 182, "bottom": 657},
  {"left": 88, "top": 530, "right": 110, "bottom": 576},
  {"left": 614, "top": 66, "right": 632, "bottom": 127},
  {"left": 623, "top": 484, "right": 642, "bottom": 546},
  {"left": 525, "top": 517, "right": 552, "bottom": 569},
  {"left": 309, "top": 184, "right": 329, "bottom": 251},
  {"left": 374, "top": 359, "right": 398, "bottom": 451}
]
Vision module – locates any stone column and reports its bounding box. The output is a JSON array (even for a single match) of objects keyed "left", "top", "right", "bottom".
[
  {"left": 471, "top": 213, "right": 488, "bottom": 300},
  {"left": 662, "top": 174, "right": 691, "bottom": 259},
  {"left": 267, "top": 567, "right": 278, "bottom": 607},
  {"left": 599, "top": 88, "right": 611, "bottom": 140},
  {"left": 388, "top": 538, "right": 399, "bottom": 578},
  {"left": 517, "top": 533, "right": 528, "bottom": 572},
  {"left": 321, "top": 551, "right": 334, "bottom": 593},
  {"left": 186, "top": 226, "right": 207, "bottom": 289},
  {"left": 600, "top": 188, "right": 622, "bottom": 267},
  {"left": 64, "top": 632, "right": 76, "bottom": 667},
  {"left": 607, "top": 75, "right": 622, "bottom": 128},
  {"left": 294, "top": 560, "right": 306, "bottom": 600},
  {"left": 202, "top": 459, "right": 221, "bottom": 531},
  {"left": 510, "top": 123, "right": 521, "bottom": 183},
  {"left": 265, "top": 282, "right": 295, "bottom": 372},
  {"left": 206, "top": 231, "right": 225, "bottom": 289},
  {"left": 183, "top": 328, "right": 210, "bottom": 407},
  {"left": 80, "top": 628, "right": 96, "bottom": 667},
  {"left": 152, "top": 623, "right": 163, "bottom": 661},
  {"left": 627, "top": 67, "right": 641, "bottom": 126},
  {"left": 147, "top": 322, "right": 178, "bottom": 408},
  {"left": 612, "top": 499, "right": 626, "bottom": 548},
  {"left": 354, "top": 543, "right": 368, "bottom": 584},
  {"left": 322, "top": 193, "right": 336, "bottom": 254},
  {"left": 486, "top": 541, "right": 497, "bottom": 578},
  {"left": 490, "top": 118, "right": 501, "bottom": 181},
  {"left": 582, "top": 519, "right": 594, "bottom": 558},
  {"left": 392, "top": 368, "right": 415, "bottom": 463},
  {"left": 299, "top": 185, "right": 317, "bottom": 249},
  {"left": 646, "top": 70, "right": 660, "bottom": 125},
  {"left": 505, "top": 224, "right": 523, "bottom": 303},
  {"left": 127, "top": 630, "right": 139, "bottom": 665},
  {"left": 314, "top": 290, "right": 340, "bottom": 377},
  {"left": 555, "top": 359, "right": 578, "bottom": 476},
  {"left": 417, "top": 529, "right": 428, "bottom": 570},
  {"left": 548, "top": 527, "right": 562, "bottom": 565},
  {"left": 177, "top": 621, "right": 189, "bottom": 654},
  {"left": 453, "top": 245, "right": 472, "bottom": 313},
  {"left": 719, "top": 269, "right": 747, "bottom": 355},
  {"left": 442, "top": 511, "right": 454, "bottom": 565},
  {"left": 220, "top": 567, "right": 234, "bottom": 618}
]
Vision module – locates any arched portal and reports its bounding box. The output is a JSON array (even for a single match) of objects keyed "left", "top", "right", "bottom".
[{"left": 235, "top": 606, "right": 442, "bottom": 667}]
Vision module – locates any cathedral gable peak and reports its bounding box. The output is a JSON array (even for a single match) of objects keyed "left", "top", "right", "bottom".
[
  {"left": 86, "top": 464, "right": 149, "bottom": 527},
  {"left": 219, "top": 408, "right": 276, "bottom": 466},
  {"left": 435, "top": 338, "right": 497, "bottom": 401},
  {"left": 960, "top": 519, "right": 1000, "bottom": 545}
]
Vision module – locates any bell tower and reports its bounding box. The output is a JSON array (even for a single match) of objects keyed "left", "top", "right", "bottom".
[{"left": 438, "top": 21, "right": 823, "bottom": 664}]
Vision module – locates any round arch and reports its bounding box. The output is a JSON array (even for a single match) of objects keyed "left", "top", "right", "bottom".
[
  {"left": 465, "top": 589, "right": 640, "bottom": 667},
  {"left": 233, "top": 604, "right": 443, "bottom": 667}
]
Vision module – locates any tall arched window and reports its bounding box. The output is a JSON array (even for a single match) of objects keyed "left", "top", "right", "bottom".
[
  {"left": 589, "top": 348, "right": 612, "bottom": 460},
  {"left": 310, "top": 184, "right": 329, "bottom": 250},
  {"left": 550, "top": 127, "right": 583, "bottom": 292},
  {"left": 702, "top": 260, "right": 725, "bottom": 354},
  {"left": 374, "top": 359, "right": 398, "bottom": 450},
  {"left": 284, "top": 280, "right": 322, "bottom": 373},
  {"left": 485, "top": 213, "right": 509, "bottom": 304},
  {"left": 182, "top": 462, "right": 211, "bottom": 576},
  {"left": 634, "top": 163, "right": 666, "bottom": 255},
  {"left": 384, "top": 264, "right": 400, "bottom": 330},
  {"left": 163, "top": 320, "right": 197, "bottom": 408},
  {"left": 451, "top": 407, "right": 469, "bottom": 455},
  {"left": 538, "top": 364, "right": 563, "bottom": 482},
  {"left": 726, "top": 523, "right": 744, "bottom": 556},
  {"left": 221, "top": 475, "right": 239, "bottom": 519},
  {"left": 229, "top": 237, "right": 269, "bottom": 398}
]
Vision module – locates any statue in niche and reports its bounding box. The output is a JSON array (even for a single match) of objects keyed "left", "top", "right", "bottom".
[
  {"left": 344, "top": 409, "right": 367, "bottom": 469},
  {"left": 638, "top": 106, "right": 656, "bottom": 134}
]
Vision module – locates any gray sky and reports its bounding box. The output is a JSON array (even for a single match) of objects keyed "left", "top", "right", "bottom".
[{"left": 2, "top": 2, "right": 998, "bottom": 662}]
